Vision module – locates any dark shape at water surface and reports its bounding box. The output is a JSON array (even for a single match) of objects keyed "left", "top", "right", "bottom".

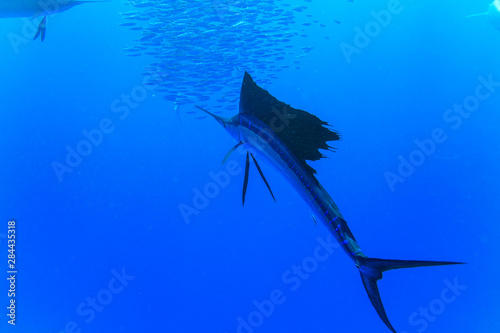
[
  {"left": 200, "top": 72, "right": 464, "bottom": 333},
  {"left": 0, "top": 0, "right": 107, "bottom": 41}
]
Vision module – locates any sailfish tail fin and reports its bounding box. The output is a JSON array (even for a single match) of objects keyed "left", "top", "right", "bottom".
[{"left": 356, "top": 256, "right": 464, "bottom": 333}]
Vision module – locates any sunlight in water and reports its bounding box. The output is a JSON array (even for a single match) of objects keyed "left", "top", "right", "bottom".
[
  {"left": 489, "top": 0, "right": 500, "bottom": 30},
  {"left": 494, "top": 0, "right": 500, "bottom": 11}
]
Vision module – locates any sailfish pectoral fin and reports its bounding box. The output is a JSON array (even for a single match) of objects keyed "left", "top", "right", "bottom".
[
  {"left": 242, "top": 151, "right": 250, "bottom": 206},
  {"left": 249, "top": 153, "right": 276, "bottom": 202},
  {"left": 222, "top": 141, "right": 244, "bottom": 165}
]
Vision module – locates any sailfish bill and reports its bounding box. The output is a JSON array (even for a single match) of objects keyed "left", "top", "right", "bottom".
[
  {"left": 195, "top": 105, "right": 276, "bottom": 206},
  {"left": 200, "top": 71, "right": 463, "bottom": 332}
]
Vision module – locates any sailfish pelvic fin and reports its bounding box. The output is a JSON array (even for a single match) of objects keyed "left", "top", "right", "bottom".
[
  {"left": 33, "top": 16, "right": 46, "bottom": 42},
  {"left": 249, "top": 153, "right": 275, "bottom": 202},
  {"left": 242, "top": 152, "right": 250, "bottom": 206},
  {"left": 241, "top": 152, "right": 276, "bottom": 206}
]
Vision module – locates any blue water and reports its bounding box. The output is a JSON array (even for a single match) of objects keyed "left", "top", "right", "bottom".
[{"left": 1, "top": 0, "right": 498, "bottom": 332}]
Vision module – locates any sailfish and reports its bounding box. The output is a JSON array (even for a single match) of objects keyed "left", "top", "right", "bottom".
[
  {"left": 198, "top": 72, "right": 463, "bottom": 332},
  {"left": 0, "top": 0, "right": 106, "bottom": 41}
]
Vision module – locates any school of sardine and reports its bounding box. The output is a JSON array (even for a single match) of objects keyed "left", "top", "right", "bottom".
[{"left": 119, "top": 0, "right": 328, "bottom": 112}]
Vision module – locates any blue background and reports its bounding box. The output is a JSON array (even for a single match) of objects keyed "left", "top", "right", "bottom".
[{"left": 0, "top": 0, "right": 498, "bottom": 332}]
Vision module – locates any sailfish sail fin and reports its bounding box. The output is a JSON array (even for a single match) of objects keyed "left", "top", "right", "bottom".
[{"left": 239, "top": 71, "right": 340, "bottom": 181}]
